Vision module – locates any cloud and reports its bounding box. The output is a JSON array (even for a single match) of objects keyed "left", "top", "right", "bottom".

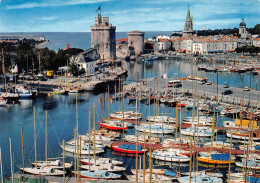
[
  {"left": 40, "top": 16, "right": 59, "bottom": 21},
  {"left": 6, "top": 0, "right": 113, "bottom": 9}
]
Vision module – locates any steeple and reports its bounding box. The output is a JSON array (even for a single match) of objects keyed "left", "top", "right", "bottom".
[
  {"left": 186, "top": 5, "right": 191, "bottom": 21},
  {"left": 183, "top": 6, "right": 193, "bottom": 37}
]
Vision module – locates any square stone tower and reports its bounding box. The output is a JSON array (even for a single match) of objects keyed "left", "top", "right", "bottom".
[{"left": 91, "top": 14, "right": 116, "bottom": 61}]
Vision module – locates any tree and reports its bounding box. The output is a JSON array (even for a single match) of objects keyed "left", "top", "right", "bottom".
[{"left": 69, "top": 63, "right": 78, "bottom": 76}]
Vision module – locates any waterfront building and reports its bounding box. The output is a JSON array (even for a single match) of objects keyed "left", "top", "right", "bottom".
[
  {"left": 182, "top": 7, "right": 193, "bottom": 37},
  {"left": 192, "top": 41, "right": 203, "bottom": 54},
  {"left": 181, "top": 39, "right": 193, "bottom": 54},
  {"left": 154, "top": 39, "right": 171, "bottom": 52},
  {"left": 91, "top": 13, "right": 116, "bottom": 61},
  {"left": 70, "top": 48, "right": 99, "bottom": 75},
  {"left": 253, "top": 38, "right": 260, "bottom": 47},
  {"left": 128, "top": 31, "right": 145, "bottom": 55}
]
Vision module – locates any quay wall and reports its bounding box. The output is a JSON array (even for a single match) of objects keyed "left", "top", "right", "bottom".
[{"left": 182, "top": 89, "right": 260, "bottom": 108}]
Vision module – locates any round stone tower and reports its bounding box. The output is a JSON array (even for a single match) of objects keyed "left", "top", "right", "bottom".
[{"left": 128, "top": 31, "right": 145, "bottom": 55}]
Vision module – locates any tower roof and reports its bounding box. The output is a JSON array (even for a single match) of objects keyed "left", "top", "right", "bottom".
[
  {"left": 240, "top": 19, "right": 246, "bottom": 27},
  {"left": 186, "top": 6, "right": 191, "bottom": 21}
]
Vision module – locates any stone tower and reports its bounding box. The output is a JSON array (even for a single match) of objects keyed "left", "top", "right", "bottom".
[
  {"left": 239, "top": 19, "right": 247, "bottom": 39},
  {"left": 183, "top": 7, "right": 193, "bottom": 37},
  {"left": 128, "top": 31, "right": 145, "bottom": 55},
  {"left": 91, "top": 13, "right": 116, "bottom": 61}
]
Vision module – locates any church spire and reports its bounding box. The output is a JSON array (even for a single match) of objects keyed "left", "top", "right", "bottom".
[
  {"left": 183, "top": 5, "right": 193, "bottom": 37},
  {"left": 186, "top": 5, "right": 191, "bottom": 21}
]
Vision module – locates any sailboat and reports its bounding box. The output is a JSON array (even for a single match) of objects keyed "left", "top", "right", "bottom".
[
  {"left": 72, "top": 170, "right": 121, "bottom": 179},
  {"left": 0, "top": 49, "right": 19, "bottom": 102},
  {"left": 148, "top": 149, "right": 190, "bottom": 163},
  {"left": 80, "top": 158, "right": 123, "bottom": 166},
  {"left": 0, "top": 97, "right": 7, "bottom": 106},
  {"left": 20, "top": 108, "right": 66, "bottom": 176}
]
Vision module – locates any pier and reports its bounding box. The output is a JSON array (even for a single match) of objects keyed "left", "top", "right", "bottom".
[{"left": 125, "top": 77, "right": 260, "bottom": 108}]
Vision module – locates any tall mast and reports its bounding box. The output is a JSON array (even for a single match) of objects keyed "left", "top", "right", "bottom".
[
  {"left": 135, "top": 98, "right": 139, "bottom": 183},
  {"left": 122, "top": 83, "right": 125, "bottom": 142},
  {"left": 143, "top": 131, "right": 146, "bottom": 183},
  {"left": 38, "top": 51, "right": 41, "bottom": 74},
  {"left": 175, "top": 105, "right": 178, "bottom": 140},
  {"left": 63, "top": 140, "right": 65, "bottom": 183},
  {"left": 33, "top": 107, "right": 37, "bottom": 166},
  {"left": 228, "top": 133, "right": 232, "bottom": 183},
  {"left": 149, "top": 99, "right": 152, "bottom": 183},
  {"left": 2, "top": 49, "right": 7, "bottom": 94},
  {"left": 21, "top": 124, "right": 25, "bottom": 176},
  {"left": 88, "top": 110, "right": 91, "bottom": 170},
  {"left": 114, "top": 86, "right": 117, "bottom": 112},
  {"left": 9, "top": 138, "right": 14, "bottom": 183},
  {"left": 107, "top": 85, "right": 109, "bottom": 118},
  {"left": 0, "top": 148, "right": 3, "bottom": 183},
  {"left": 45, "top": 110, "right": 48, "bottom": 162},
  {"left": 93, "top": 103, "right": 96, "bottom": 165},
  {"left": 76, "top": 92, "right": 78, "bottom": 136}
]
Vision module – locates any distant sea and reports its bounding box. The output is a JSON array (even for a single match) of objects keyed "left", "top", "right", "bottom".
[{"left": 0, "top": 31, "right": 173, "bottom": 51}]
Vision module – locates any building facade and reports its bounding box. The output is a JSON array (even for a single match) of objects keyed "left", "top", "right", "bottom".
[
  {"left": 253, "top": 38, "right": 260, "bottom": 47},
  {"left": 91, "top": 14, "right": 116, "bottom": 61},
  {"left": 71, "top": 48, "right": 99, "bottom": 75}
]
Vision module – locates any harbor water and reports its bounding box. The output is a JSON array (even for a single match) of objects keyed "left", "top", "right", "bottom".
[{"left": 1, "top": 58, "right": 259, "bottom": 180}]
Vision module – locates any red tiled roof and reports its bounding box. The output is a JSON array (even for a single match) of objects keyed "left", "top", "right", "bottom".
[{"left": 158, "top": 39, "right": 170, "bottom": 42}]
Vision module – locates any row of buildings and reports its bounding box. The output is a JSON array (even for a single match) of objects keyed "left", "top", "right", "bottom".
[
  {"left": 148, "top": 9, "right": 260, "bottom": 54},
  {"left": 71, "top": 8, "right": 260, "bottom": 75}
]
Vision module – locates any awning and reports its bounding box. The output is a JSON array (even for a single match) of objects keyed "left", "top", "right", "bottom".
[{"left": 178, "top": 49, "right": 186, "bottom": 53}]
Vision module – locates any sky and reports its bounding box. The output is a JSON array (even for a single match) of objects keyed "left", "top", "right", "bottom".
[{"left": 0, "top": 0, "right": 259, "bottom": 32}]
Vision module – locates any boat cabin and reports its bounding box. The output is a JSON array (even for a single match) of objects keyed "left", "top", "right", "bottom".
[{"left": 168, "top": 80, "right": 182, "bottom": 88}]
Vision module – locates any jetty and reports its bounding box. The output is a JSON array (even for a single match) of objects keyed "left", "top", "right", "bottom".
[{"left": 125, "top": 77, "right": 260, "bottom": 108}]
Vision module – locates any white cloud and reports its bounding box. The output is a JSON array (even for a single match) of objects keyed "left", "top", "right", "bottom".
[
  {"left": 6, "top": 0, "right": 113, "bottom": 9},
  {"left": 40, "top": 16, "right": 59, "bottom": 21}
]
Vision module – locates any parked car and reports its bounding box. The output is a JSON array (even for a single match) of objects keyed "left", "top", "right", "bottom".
[
  {"left": 223, "top": 84, "right": 229, "bottom": 88},
  {"left": 243, "top": 87, "right": 250, "bottom": 91},
  {"left": 222, "top": 90, "right": 233, "bottom": 95}
]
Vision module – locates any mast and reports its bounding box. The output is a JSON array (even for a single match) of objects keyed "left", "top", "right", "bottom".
[
  {"left": 76, "top": 92, "right": 78, "bottom": 136},
  {"left": 74, "top": 129, "right": 77, "bottom": 180},
  {"left": 9, "top": 138, "right": 14, "bottom": 183},
  {"left": 149, "top": 98, "right": 152, "bottom": 183},
  {"left": 63, "top": 140, "right": 65, "bottom": 183},
  {"left": 33, "top": 107, "right": 37, "bottom": 166},
  {"left": 228, "top": 133, "right": 232, "bottom": 183},
  {"left": 2, "top": 49, "right": 7, "bottom": 93},
  {"left": 175, "top": 104, "right": 178, "bottom": 140},
  {"left": 88, "top": 110, "right": 91, "bottom": 170},
  {"left": 108, "top": 85, "right": 109, "bottom": 118},
  {"left": 114, "top": 86, "right": 117, "bottom": 112},
  {"left": 210, "top": 111, "right": 215, "bottom": 155},
  {"left": 135, "top": 98, "right": 139, "bottom": 183},
  {"left": 45, "top": 110, "right": 48, "bottom": 162},
  {"left": 21, "top": 124, "right": 25, "bottom": 176},
  {"left": 38, "top": 51, "right": 41, "bottom": 73},
  {"left": 143, "top": 131, "right": 146, "bottom": 183},
  {"left": 0, "top": 148, "right": 3, "bottom": 183},
  {"left": 97, "top": 98, "right": 99, "bottom": 124},
  {"left": 93, "top": 103, "right": 96, "bottom": 165},
  {"left": 122, "top": 87, "right": 125, "bottom": 142},
  {"left": 240, "top": 88, "right": 245, "bottom": 128}
]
